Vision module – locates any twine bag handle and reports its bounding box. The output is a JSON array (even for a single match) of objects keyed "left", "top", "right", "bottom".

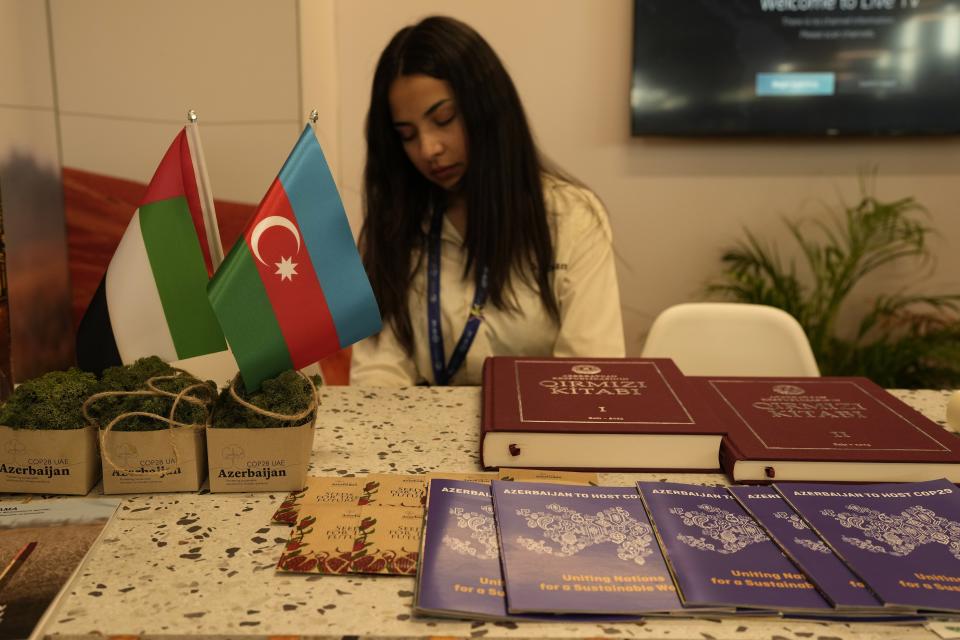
[
  {"left": 223, "top": 370, "right": 319, "bottom": 425},
  {"left": 83, "top": 373, "right": 216, "bottom": 478}
]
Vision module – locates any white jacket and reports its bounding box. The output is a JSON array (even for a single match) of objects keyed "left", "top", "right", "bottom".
[{"left": 350, "top": 178, "right": 625, "bottom": 386}]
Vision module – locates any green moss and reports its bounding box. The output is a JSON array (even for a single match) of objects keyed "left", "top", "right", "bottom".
[
  {"left": 86, "top": 356, "right": 215, "bottom": 432},
  {"left": 211, "top": 370, "right": 319, "bottom": 429},
  {"left": 0, "top": 368, "right": 99, "bottom": 430},
  {"left": 98, "top": 355, "right": 173, "bottom": 391}
]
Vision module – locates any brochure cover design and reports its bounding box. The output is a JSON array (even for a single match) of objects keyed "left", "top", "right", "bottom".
[
  {"left": 728, "top": 485, "right": 881, "bottom": 609},
  {"left": 492, "top": 481, "right": 680, "bottom": 615},
  {"left": 416, "top": 479, "right": 509, "bottom": 619},
  {"left": 637, "top": 481, "right": 829, "bottom": 612},
  {"left": 777, "top": 478, "right": 960, "bottom": 613}
]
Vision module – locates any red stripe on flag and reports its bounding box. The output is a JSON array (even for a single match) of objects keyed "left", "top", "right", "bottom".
[
  {"left": 244, "top": 178, "right": 340, "bottom": 368},
  {"left": 141, "top": 128, "right": 213, "bottom": 275}
]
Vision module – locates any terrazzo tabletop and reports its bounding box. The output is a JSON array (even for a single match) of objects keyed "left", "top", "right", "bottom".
[{"left": 35, "top": 387, "right": 959, "bottom": 640}]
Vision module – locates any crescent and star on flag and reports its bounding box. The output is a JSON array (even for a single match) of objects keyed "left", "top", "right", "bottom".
[{"left": 250, "top": 215, "right": 301, "bottom": 282}]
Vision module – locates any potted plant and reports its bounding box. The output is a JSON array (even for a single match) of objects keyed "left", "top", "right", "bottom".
[
  {"left": 709, "top": 180, "right": 960, "bottom": 388},
  {"left": 84, "top": 356, "right": 216, "bottom": 494},
  {"left": 207, "top": 370, "right": 319, "bottom": 492},
  {"left": 0, "top": 368, "right": 100, "bottom": 494}
]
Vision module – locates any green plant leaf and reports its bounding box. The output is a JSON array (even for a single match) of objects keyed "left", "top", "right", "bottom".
[{"left": 707, "top": 178, "right": 960, "bottom": 388}]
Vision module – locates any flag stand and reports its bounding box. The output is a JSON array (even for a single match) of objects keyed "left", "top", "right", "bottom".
[{"left": 184, "top": 109, "right": 224, "bottom": 270}]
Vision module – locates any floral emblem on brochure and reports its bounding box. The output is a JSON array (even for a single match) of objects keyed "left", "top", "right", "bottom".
[
  {"left": 670, "top": 504, "right": 769, "bottom": 554},
  {"left": 442, "top": 505, "right": 499, "bottom": 560},
  {"left": 772, "top": 510, "right": 831, "bottom": 554},
  {"left": 774, "top": 511, "right": 810, "bottom": 531},
  {"left": 794, "top": 537, "right": 832, "bottom": 554},
  {"left": 822, "top": 504, "right": 960, "bottom": 560},
  {"left": 512, "top": 504, "right": 654, "bottom": 565}
]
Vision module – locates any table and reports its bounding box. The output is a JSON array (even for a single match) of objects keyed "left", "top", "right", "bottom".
[{"left": 41, "top": 387, "right": 957, "bottom": 640}]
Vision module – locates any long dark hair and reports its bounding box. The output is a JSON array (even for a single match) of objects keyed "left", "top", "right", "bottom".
[{"left": 360, "top": 15, "right": 560, "bottom": 355}]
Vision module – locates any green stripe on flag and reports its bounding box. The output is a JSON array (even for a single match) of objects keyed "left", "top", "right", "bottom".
[
  {"left": 139, "top": 197, "right": 226, "bottom": 358},
  {"left": 207, "top": 241, "right": 293, "bottom": 389}
]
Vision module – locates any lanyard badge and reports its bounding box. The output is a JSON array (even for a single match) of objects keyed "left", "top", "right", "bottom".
[{"left": 427, "top": 209, "right": 489, "bottom": 386}]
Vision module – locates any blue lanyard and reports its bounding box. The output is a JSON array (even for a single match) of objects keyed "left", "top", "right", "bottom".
[{"left": 427, "top": 208, "right": 489, "bottom": 386}]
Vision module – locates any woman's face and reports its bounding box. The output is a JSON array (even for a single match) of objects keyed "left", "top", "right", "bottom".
[{"left": 388, "top": 74, "right": 468, "bottom": 192}]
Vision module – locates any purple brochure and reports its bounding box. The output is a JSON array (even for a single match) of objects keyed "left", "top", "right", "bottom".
[
  {"left": 637, "top": 481, "right": 831, "bottom": 612},
  {"left": 776, "top": 478, "right": 960, "bottom": 614},
  {"left": 416, "top": 479, "right": 511, "bottom": 619},
  {"left": 491, "top": 481, "right": 682, "bottom": 615},
  {"left": 728, "top": 485, "right": 882, "bottom": 609}
]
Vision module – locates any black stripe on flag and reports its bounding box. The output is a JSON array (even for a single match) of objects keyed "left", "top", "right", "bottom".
[{"left": 76, "top": 276, "right": 122, "bottom": 375}]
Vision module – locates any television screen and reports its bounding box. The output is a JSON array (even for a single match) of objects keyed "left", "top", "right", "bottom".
[{"left": 631, "top": 0, "right": 960, "bottom": 135}]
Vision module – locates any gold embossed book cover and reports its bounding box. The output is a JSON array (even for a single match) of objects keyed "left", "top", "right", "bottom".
[
  {"left": 480, "top": 357, "right": 725, "bottom": 471},
  {"left": 700, "top": 376, "right": 960, "bottom": 483}
]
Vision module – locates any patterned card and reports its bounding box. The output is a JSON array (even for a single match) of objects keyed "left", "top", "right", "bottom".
[
  {"left": 276, "top": 504, "right": 361, "bottom": 573},
  {"left": 776, "top": 478, "right": 960, "bottom": 613},
  {"left": 637, "top": 481, "right": 830, "bottom": 612},
  {"left": 492, "top": 481, "right": 681, "bottom": 615},
  {"left": 272, "top": 476, "right": 367, "bottom": 524},
  {"left": 276, "top": 503, "right": 421, "bottom": 575},
  {"left": 349, "top": 504, "right": 423, "bottom": 574},
  {"left": 272, "top": 470, "right": 595, "bottom": 524},
  {"left": 358, "top": 474, "right": 428, "bottom": 507}
]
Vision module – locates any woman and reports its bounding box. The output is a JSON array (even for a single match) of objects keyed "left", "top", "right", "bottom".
[{"left": 350, "top": 15, "right": 624, "bottom": 386}]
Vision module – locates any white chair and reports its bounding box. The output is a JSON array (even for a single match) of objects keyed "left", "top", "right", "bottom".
[
  {"left": 641, "top": 302, "right": 820, "bottom": 377},
  {"left": 947, "top": 390, "right": 960, "bottom": 433}
]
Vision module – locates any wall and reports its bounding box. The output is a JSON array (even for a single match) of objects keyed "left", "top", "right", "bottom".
[
  {"left": 2, "top": 0, "right": 957, "bottom": 380},
  {"left": 327, "top": 0, "right": 960, "bottom": 354},
  {"left": 0, "top": 0, "right": 73, "bottom": 380},
  {"left": 50, "top": 0, "right": 303, "bottom": 204},
  {"left": 1, "top": 0, "right": 313, "bottom": 380}
]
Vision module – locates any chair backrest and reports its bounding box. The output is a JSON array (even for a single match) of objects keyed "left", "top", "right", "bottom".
[{"left": 641, "top": 302, "right": 820, "bottom": 377}]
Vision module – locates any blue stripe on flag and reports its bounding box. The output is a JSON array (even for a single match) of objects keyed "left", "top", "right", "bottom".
[{"left": 278, "top": 125, "right": 382, "bottom": 347}]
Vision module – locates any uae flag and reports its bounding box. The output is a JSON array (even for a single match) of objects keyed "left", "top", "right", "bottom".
[
  {"left": 207, "top": 124, "right": 381, "bottom": 390},
  {"left": 76, "top": 125, "right": 226, "bottom": 373}
]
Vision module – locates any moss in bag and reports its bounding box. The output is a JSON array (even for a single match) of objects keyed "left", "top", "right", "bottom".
[
  {"left": 212, "top": 370, "right": 320, "bottom": 429},
  {"left": 87, "top": 356, "right": 215, "bottom": 432},
  {"left": 0, "top": 368, "right": 99, "bottom": 429}
]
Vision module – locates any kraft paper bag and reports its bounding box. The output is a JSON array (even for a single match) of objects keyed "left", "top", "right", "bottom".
[
  {"left": 0, "top": 425, "right": 99, "bottom": 495},
  {"left": 100, "top": 427, "right": 206, "bottom": 494},
  {"left": 207, "top": 421, "right": 314, "bottom": 493}
]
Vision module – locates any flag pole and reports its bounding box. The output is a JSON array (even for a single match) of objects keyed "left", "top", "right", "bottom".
[{"left": 184, "top": 109, "right": 224, "bottom": 270}]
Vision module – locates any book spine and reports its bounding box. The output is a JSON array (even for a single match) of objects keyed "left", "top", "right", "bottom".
[
  {"left": 718, "top": 436, "right": 740, "bottom": 482},
  {"left": 479, "top": 358, "right": 493, "bottom": 469}
]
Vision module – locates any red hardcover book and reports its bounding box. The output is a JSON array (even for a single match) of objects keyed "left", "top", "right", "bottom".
[
  {"left": 697, "top": 376, "right": 960, "bottom": 483},
  {"left": 479, "top": 357, "right": 725, "bottom": 471}
]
